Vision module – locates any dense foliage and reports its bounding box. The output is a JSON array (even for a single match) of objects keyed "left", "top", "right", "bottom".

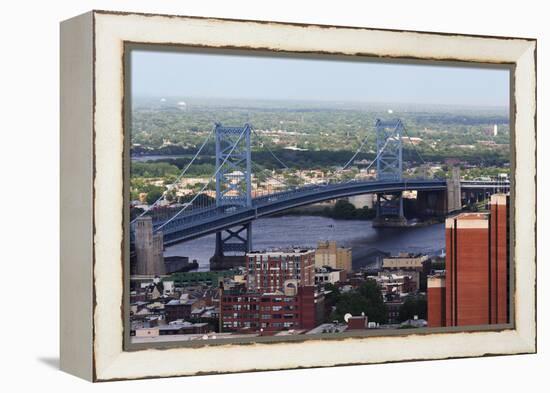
[
  {"left": 330, "top": 280, "right": 388, "bottom": 324},
  {"left": 131, "top": 100, "right": 509, "bottom": 164},
  {"left": 398, "top": 295, "right": 427, "bottom": 322},
  {"left": 324, "top": 200, "right": 377, "bottom": 220}
]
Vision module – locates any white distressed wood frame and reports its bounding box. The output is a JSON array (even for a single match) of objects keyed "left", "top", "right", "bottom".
[{"left": 60, "top": 10, "right": 536, "bottom": 381}]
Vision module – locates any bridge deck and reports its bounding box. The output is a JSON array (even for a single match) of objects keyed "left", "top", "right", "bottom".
[{"left": 139, "top": 179, "right": 506, "bottom": 246}]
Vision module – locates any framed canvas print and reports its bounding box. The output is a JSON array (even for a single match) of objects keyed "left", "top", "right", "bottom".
[{"left": 60, "top": 10, "right": 537, "bottom": 381}]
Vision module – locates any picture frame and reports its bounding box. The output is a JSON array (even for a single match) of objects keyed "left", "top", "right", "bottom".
[{"left": 60, "top": 10, "right": 536, "bottom": 381}]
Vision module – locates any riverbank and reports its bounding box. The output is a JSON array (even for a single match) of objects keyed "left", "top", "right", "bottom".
[{"left": 271, "top": 199, "right": 376, "bottom": 220}]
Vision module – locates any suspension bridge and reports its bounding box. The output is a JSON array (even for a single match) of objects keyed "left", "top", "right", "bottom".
[{"left": 131, "top": 119, "right": 509, "bottom": 269}]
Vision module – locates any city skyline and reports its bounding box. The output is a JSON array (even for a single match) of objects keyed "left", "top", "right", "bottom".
[{"left": 128, "top": 49, "right": 512, "bottom": 343}]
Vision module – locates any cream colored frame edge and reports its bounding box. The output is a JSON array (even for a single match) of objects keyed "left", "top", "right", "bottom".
[{"left": 60, "top": 10, "right": 536, "bottom": 382}]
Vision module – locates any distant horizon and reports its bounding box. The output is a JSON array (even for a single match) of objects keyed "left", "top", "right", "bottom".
[
  {"left": 132, "top": 95, "right": 510, "bottom": 117},
  {"left": 131, "top": 50, "right": 510, "bottom": 108},
  {"left": 132, "top": 94, "right": 510, "bottom": 112}
]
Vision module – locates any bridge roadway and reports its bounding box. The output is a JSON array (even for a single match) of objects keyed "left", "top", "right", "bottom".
[{"left": 150, "top": 179, "right": 508, "bottom": 247}]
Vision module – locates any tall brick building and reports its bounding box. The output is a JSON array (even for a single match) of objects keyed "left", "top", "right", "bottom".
[
  {"left": 427, "top": 274, "right": 446, "bottom": 327},
  {"left": 428, "top": 194, "right": 509, "bottom": 327},
  {"left": 489, "top": 194, "right": 509, "bottom": 325},
  {"left": 246, "top": 249, "right": 315, "bottom": 293},
  {"left": 218, "top": 249, "right": 319, "bottom": 333},
  {"left": 220, "top": 284, "right": 316, "bottom": 332}
]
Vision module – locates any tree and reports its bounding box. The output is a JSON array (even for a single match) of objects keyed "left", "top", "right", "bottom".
[
  {"left": 145, "top": 186, "right": 164, "bottom": 205},
  {"left": 398, "top": 295, "right": 427, "bottom": 322},
  {"left": 332, "top": 280, "right": 387, "bottom": 324},
  {"left": 331, "top": 199, "right": 357, "bottom": 219},
  {"left": 430, "top": 259, "right": 445, "bottom": 271},
  {"left": 356, "top": 205, "right": 376, "bottom": 219},
  {"left": 323, "top": 282, "right": 339, "bottom": 297},
  {"left": 131, "top": 161, "right": 180, "bottom": 178},
  {"left": 322, "top": 283, "right": 341, "bottom": 322}
]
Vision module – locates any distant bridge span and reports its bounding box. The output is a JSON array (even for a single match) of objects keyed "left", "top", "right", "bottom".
[{"left": 156, "top": 179, "right": 507, "bottom": 246}]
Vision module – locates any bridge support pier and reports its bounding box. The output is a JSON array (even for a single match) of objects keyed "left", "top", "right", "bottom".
[
  {"left": 215, "top": 223, "right": 252, "bottom": 256},
  {"left": 446, "top": 166, "right": 462, "bottom": 213},
  {"left": 416, "top": 190, "right": 447, "bottom": 217},
  {"left": 372, "top": 192, "right": 407, "bottom": 227},
  {"left": 210, "top": 223, "right": 252, "bottom": 271}
]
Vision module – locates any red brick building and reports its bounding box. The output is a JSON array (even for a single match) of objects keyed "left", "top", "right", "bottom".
[
  {"left": 220, "top": 285, "right": 316, "bottom": 332},
  {"left": 489, "top": 194, "right": 509, "bottom": 324},
  {"left": 347, "top": 315, "right": 368, "bottom": 330},
  {"left": 427, "top": 275, "right": 446, "bottom": 327},
  {"left": 246, "top": 249, "right": 315, "bottom": 293},
  {"left": 164, "top": 298, "right": 196, "bottom": 323},
  {"left": 428, "top": 194, "right": 509, "bottom": 327}
]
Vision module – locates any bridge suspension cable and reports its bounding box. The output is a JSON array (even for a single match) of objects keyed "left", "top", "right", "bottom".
[
  {"left": 250, "top": 161, "right": 291, "bottom": 196},
  {"left": 341, "top": 133, "right": 371, "bottom": 170},
  {"left": 318, "top": 132, "right": 372, "bottom": 185},
  {"left": 251, "top": 128, "right": 290, "bottom": 170},
  {"left": 131, "top": 125, "right": 215, "bottom": 224},
  {"left": 320, "top": 129, "right": 392, "bottom": 185},
  {"left": 402, "top": 125, "right": 426, "bottom": 165},
  {"left": 254, "top": 125, "right": 378, "bottom": 186},
  {"left": 335, "top": 122, "right": 426, "bottom": 184},
  {"left": 343, "top": 135, "right": 393, "bottom": 183},
  {"left": 154, "top": 126, "right": 248, "bottom": 232}
]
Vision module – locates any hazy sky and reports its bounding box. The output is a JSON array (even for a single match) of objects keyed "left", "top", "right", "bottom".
[{"left": 131, "top": 50, "right": 510, "bottom": 107}]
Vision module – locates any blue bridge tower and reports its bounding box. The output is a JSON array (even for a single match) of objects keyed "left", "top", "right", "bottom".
[
  {"left": 212, "top": 123, "right": 253, "bottom": 267},
  {"left": 374, "top": 119, "right": 406, "bottom": 225}
]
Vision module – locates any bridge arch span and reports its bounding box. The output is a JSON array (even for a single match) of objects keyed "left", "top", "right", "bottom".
[{"left": 160, "top": 179, "right": 448, "bottom": 246}]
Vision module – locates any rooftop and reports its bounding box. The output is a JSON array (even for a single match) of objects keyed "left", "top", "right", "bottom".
[
  {"left": 166, "top": 298, "right": 196, "bottom": 306},
  {"left": 306, "top": 323, "right": 348, "bottom": 335},
  {"left": 247, "top": 248, "right": 315, "bottom": 257},
  {"left": 446, "top": 212, "right": 490, "bottom": 229},
  {"left": 161, "top": 321, "right": 209, "bottom": 329}
]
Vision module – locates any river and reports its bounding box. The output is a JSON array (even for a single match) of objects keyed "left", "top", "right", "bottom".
[{"left": 164, "top": 215, "right": 445, "bottom": 272}]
